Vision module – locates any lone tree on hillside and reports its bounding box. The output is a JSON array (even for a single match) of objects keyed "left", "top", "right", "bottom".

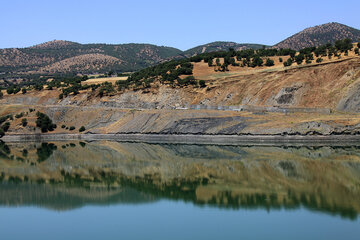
[
  {"left": 21, "top": 118, "right": 28, "bottom": 127},
  {"left": 79, "top": 126, "right": 86, "bottom": 132},
  {"left": 265, "top": 58, "right": 274, "bottom": 66},
  {"left": 251, "top": 56, "right": 263, "bottom": 67},
  {"left": 199, "top": 80, "right": 206, "bottom": 88}
]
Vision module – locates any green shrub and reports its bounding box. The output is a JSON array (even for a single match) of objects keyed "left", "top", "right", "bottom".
[
  {"left": 316, "top": 58, "right": 323, "bottom": 63},
  {"left": 61, "top": 125, "right": 66, "bottom": 128},
  {"left": 265, "top": 58, "right": 274, "bottom": 66},
  {"left": 295, "top": 54, "right": 305, "bottom": 64},
  {"left": 21, "top": 118, "right": 27, "bottom": 127},
  {"left": 199, "top": 80, "right": 206, "bottom": 88},
  {"left": 355, "top": 48, "right": 359, "bottom": 55},
  {"left": 283, "top": 58, "right": 293, "bottom": 67},
  {"left": 79, "top": 126, "right": 86, "bottom": 132},
  {"left": 177, "top": 76, "right": 196, "bottom": 86},
  {"left": 15, "top": 112, "right": 24, "bottom": 119},
  {"left": 1, "top": 122, "right": 10, "bottom": 132},
  {"left": 69, "top": 126, "right": 75, "bottom": 131}
]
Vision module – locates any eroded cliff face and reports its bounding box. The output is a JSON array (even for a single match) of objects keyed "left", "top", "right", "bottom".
[
  {"left": 2, "top": 104, "right": 360, "bottom": 136},
  {"left": 1, "top": 141, "right": 360, "bottom": 218},
  {"left": 1, "top": 58, "right": 360, "bottom": 111}
]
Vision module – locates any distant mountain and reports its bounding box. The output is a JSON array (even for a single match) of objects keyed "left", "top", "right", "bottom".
[
  {"left": 183, "top": 41, "right": 266, "bottom": 57},
  {"left": 1, "top": 22, "right": 360, "bottom": 79},
  {"left": 274, "top": 22, "right": 360, "bottom": 50},
  {"left": 0, "top": 40, "right": 182, "bottom": 76}
]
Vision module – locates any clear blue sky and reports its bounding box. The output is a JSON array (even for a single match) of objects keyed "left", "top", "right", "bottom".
[{"left": 1, "top": 0, "right": 359, "bottom": 50}]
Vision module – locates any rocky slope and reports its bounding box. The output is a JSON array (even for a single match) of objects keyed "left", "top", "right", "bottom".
[
  {"left": 274, "top": 22, "right": 360, "bottom": 50},
  {"left": 183, "top": 41, "right": 266, "bottom": 57}
]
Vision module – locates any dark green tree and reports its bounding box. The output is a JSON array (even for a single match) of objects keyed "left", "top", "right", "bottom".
[
  {"left": 316, "top": 58, "right": 323, "bottom": 63},
  {"left": 199, "top": 80, "right": 206, "bottom": 88},
  {"left": 295, "top": 54, "right": 305, "bottom": 64},
  {"left": 265, "top": 58, "right": 274, "bottom": 66},
  {"left": 354, "top": 48, "right": 359, "bottom": 55},
  {"left": 216, "top": 58, "right": 221, "bottom": 66},
  {"left": 36, "top": 112, "right": 56, "bottom": 132},
  {"left": 21, "top": 118, "right": 28, "bottom": 127}
]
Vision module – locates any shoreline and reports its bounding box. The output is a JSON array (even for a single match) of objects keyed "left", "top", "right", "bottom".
[{"left": 2, "top": 133, "right": 360, "bottom": 145}]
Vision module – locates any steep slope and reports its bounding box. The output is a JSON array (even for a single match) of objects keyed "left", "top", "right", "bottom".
[
  {"left": 183, "top": 41, "right": 266, "bottom": 57},
  {"left": 0, "top": 40, "right": 182, "bottom": 75},
  {"left": 274, "top": 22, "right": 360, "bottom": 50}
]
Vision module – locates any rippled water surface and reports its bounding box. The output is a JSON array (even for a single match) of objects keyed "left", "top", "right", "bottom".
[{"left": 0, "top": 141, "right": 359, "bottom": 239}]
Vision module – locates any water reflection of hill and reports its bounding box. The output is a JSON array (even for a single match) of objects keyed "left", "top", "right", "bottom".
[{"left": 0, "top": 141, "right": 360, "bottom": 219}]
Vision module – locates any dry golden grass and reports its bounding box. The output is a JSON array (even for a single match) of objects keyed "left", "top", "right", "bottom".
[{"left": 82, "top": 76, "right": 128, "bottom": 85}]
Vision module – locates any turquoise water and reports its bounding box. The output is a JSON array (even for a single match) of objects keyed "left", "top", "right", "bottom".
[
  {"left": 0, "top": 201, "right": 359, "bottom": 240},
  {"left": 0, "top": 141, "right": 360, "bottom": 239}
]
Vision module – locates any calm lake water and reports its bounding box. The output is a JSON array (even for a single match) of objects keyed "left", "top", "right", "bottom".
[{"left": 0, "top": 141, "right": 360, "bottom": 239}]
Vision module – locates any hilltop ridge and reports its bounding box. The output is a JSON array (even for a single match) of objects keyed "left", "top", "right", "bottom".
[
  {"left": 274, "top": 22, "right": 360, "bottom": 50},
  {"left": 0, "top": 22, "right": 360, "bottom": 81}
]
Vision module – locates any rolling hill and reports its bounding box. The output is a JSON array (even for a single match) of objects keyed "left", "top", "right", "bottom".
[
  {"left": 1, "top": 22, "right": 360, "bottom": 80},
  {"left": 183, "top": 41, "right": 266, "bottom": 57},
  {"left": 0, "top": 40, "right": 182, "bottom": 76},
  {"left": 274, "top": 22, "right": 360, "bottom": 50}
]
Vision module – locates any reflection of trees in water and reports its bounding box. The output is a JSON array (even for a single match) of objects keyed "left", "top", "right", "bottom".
[
  {"left": 158, "top": 143, "right": 248, "bottom": 160},
  {"left": 0, "top": 141, "right": 10, "bottom": 159},
  {"left": 2, "top": 174, "right": 357, "bottom": 220},
  {"left": 0, "top": 181, "right": 158, "bottom": 211},
  {"left": 1, "top": 141, "right": 360, "bottom": 219},
  {"left": 36, "top": 143, "right": 57, "bottom": 163}
]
